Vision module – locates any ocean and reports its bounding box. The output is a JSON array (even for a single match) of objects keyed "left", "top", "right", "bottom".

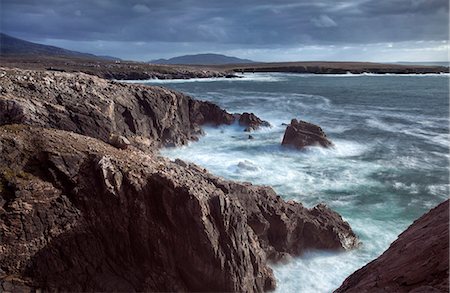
[{"left": 135, "top": 73, "right": 449, "bottom": 292}]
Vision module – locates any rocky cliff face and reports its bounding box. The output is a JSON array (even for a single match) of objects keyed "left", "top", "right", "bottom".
[
  {"left": 335, "top": 200, "right": 449, "bottom": 293},
  {"left": 0, "top": 125, "right": 359, "bottom": 292},
  {"left": 0, "top": 67, "right": 234, "bottom": 151}
]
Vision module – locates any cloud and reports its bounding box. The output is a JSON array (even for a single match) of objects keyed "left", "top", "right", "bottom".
[
  {"left": 311, "top": 15, "right": 337, "bottom": 28},
  {"left": 132, "top": 4, "right": 151, "bottom": 13},
  {"left": 0, "top": 0, "right": 448, "bottom": 61}
]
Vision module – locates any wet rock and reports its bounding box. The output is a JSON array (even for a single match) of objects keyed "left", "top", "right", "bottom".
[
  {"left": 248, "top": 135, "right": 254, "bottom": 139},
  {"left": 189, "top": 99, "right": 234, "bottom": 126},
  {"left": 281, "top": 119, "right": 332, "bottom": 149},
  {"left": 0, "top": 125, "right": 359, "bottom": 292},
  {"left": 335, "top": 200, "right": 449, "bottom": 293},
  {"left": 237, "top": 112, "right": 271, "bottom": 132}
]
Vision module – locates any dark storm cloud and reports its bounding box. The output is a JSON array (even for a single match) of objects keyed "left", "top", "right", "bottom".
[{"left": 1, "top": 0, "right": 448, "bottom": 45}]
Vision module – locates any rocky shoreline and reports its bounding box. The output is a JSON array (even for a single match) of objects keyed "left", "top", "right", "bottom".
[
  {"left": 335, "top": 200, "right": 449, "bottom": 293},
  {"left": 0, "top": 67, "right": 447, "bottom": 292},
  {"left": 0, "top": 56, "right": 448, "bottom": 82},
  {"left": 0, "top": 67, "right": 359, "bottom": 292},
  {"left": 0, "top": 55, "right": 239, "bottom": 80}
]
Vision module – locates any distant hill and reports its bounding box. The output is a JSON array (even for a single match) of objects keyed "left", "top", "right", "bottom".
[
  {"left": 150, "top": 53, "right": 254, "bottom": 65},
  {"left": 0, "top": 33, "right": 120, "bottom": 60}
]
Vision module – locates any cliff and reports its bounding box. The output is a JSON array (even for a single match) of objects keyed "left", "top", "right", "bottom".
[
  {"left": 335, "top": 200, "right": 449, "bottom": 293},
  {"left": 0, "top": 67, "right": 234, "bottom": 151},
  {"left": 0, "top": 68, "right": 360, "bottom": 292},
  {"left": 0, "top": 125, "right": 358, "bottom": 292}
]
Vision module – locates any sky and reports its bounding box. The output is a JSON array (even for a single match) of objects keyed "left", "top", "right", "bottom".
[{"left": 1, "top": 0, "right": 449, "bottom": 62}]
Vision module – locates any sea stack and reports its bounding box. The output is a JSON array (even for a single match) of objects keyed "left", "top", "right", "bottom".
[{"left": 281, "top": 119, "right": 333, "bottom": 149}]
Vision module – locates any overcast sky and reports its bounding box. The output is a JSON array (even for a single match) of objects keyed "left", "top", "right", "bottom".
[{"left": 1, "top": 0, "right": 448, "bottom": 62}]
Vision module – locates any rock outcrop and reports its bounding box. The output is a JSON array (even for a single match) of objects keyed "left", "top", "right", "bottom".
[
  {"left": 0, "top": 125, "right": 359, "bottom": 292},
  {"left": 281, "top": 119, "right": 333, "bottom": 149},
  {"left": 237, "top": 112, "right": 271, "bottom": 132},
  {"left": 335, "top": 200, "right": 449, "bottom": 293},
  {"left": 0, "top": 67, "right": 235, "bottom": 151}
]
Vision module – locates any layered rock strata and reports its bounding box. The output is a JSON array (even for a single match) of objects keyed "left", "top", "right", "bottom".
[
  {"left": 0, "top": 67, "right": 234, "bottom": 151},
  {"left": 335, "top": 200, "right": 449, "bottom": 293},
  {"left": 0, "top": 125, "right": 359, "bottom": 292}
]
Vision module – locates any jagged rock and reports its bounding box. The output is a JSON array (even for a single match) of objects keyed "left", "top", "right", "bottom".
[
  {"left": 281, "top": 119, "right": 333, "bottom": 149},
  {"left": 0, "top": 125, "right": 359, "bottom": 292},
  {"left": 189, "top": 99, "right": 234, "bottom": 126},
  {"left": 237, "top": 112, "right": 271, "bottom": 132},
  {"left": 335, "top": 200, "right": 449, "bottom": 293},
  {"left": 0, "top": 67, "right": 237, "bottom": 151}
]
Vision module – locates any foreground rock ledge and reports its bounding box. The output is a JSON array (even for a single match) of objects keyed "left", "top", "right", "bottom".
[
  {"left": 0, "top": 125, "right": 359, "bottom": 292},
  {"left": 282, "top": 119, "right": 333, "bottom": 149},
  {"left": 335, "top": 199, "right": 449, "bottom": 293}
]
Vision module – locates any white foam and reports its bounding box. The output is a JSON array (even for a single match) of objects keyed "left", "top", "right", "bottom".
[
  {"left": 291, "top": 73, "right": 450, "bottom": 78},
  {"left": 156, "top": 72, "right": 448, "bottom": 292},
  {"left": 119, "top": 72, "right": 287, "bottom": 84}
]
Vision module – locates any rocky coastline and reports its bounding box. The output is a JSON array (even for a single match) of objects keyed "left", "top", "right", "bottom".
[
  {"left": 1, "top": 56, "right": 448, "bottom": 82},
  {"left": 0, "top": 67, "right": 360, "bottom": 292},
  {"left": 0, "top": 67, "right": 447, "bottom": 292},
  {"left": 335, "top": 200, "right": 449, "bottom": 293}
]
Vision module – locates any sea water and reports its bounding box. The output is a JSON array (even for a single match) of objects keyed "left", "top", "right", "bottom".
[{"left": 133, "top": 73, "right": 449, "bottom": 292}]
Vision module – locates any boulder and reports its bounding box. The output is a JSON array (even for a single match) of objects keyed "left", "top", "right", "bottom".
[
  {"left": 281, "top": 119, "right": 332, "bottom": 149},
  {"left": 0, "top": 125, "right": 359, "bottom": 292},
  {"left": 335, "top": 200, "right": 449, "bottom": 293},
  {"left": 108, "top": 133, "right": 131, "bottom": 149},
  {"left": 237, "top": 112, "right": 271, "bottom": 132}
]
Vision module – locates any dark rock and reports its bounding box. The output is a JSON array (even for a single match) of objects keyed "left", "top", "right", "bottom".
[
  {"left": 237, "top": 112, "right": 271, "bottom": 132},
  {"left": 335, "top": 200, "right": 449, "bottom": 293},
  {"left": 281, "top": 119, "right": 333, "bottom": 149},
  {"left": 0, "top": 125, "right": 359, "bottom": 292},
  {"left": 248, "top": 135, "right": 254, "bottom": 139},
  {"left": 189, "top": 99, "right": 234, "bottom": 126},
  {"left": 0, "top": 68, "right": 236, "bottom": 151}
]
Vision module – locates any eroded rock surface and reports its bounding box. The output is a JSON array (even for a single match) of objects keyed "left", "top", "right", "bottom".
[
  {"left": 281, "top": 119, "right": 333, "bottom": 149},
  {"left": 237, "top": 112, "right": 271, "bottom": 132},
  {"left": 0, "top": 67, "right": 234, "bottom": 151},
  {"left": 335, "top": 200, "right": 449, "bottom": 293},
  {"left": 0, "top": 125, "right": 359, "bottom": 292}
]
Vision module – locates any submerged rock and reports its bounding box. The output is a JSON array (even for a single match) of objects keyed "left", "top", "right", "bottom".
[
  {"left": 237, "top": 112, "right": 271, "bottom": 132},
  {"left": 0, "top": 125, "right": 359, "bottom": 292},
  {"left": 281, "top": 119, "right": 333, "bottom": 149},
  {"left": 335, "top": 200, "right": 449, "bottom": 293}
]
